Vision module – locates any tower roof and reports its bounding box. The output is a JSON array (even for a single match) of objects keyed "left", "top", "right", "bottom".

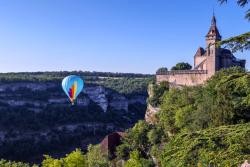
[
  {"left": 206, "top": 14, "right": 222, "bottom": 40},
  {"left": 194, "top": 47, "right": 206, "bottom": 57}
]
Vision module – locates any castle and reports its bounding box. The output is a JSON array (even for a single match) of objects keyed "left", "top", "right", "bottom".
[{"left": 156, "top": 15, "right": 246, "bottom": 86}]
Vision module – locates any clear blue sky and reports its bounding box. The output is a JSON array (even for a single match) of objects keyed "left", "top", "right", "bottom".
[{"left": 0, "top": 0, "right": 249, "bottom": 74}]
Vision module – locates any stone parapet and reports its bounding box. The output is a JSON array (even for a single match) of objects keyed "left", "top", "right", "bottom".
[{"left": 156, "top": 70, "right": 207, "bottom": 75}]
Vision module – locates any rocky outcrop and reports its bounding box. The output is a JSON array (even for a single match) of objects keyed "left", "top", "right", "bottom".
[
  {"left": 145, "top": 104, "right": 160, "bottom": 123},
  {"left": 145, "top": 84, "right": 160, "bottom": 123}
]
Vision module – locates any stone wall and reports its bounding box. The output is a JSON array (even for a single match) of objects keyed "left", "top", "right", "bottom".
[
  {"left": 156, "top": 70, "right": 208, "bottom": 86},
  {"left": 194, "top": 56, "right": 206, "bottom": 69}
]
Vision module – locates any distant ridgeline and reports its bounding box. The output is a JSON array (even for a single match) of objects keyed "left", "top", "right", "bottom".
[
  {"left": 0, "top": 71, "right": 153, "bottom": 163},
  {"left": 156, "top": 15, "right": 245, "bottom": 87},
  {"left": 0, "top": 71, "right": 153, "bottom": 95}
]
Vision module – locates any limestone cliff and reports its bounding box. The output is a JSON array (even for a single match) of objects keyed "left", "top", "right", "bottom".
[
  {"left": 0, "top": 82, "right": 146, "bottom": 113},
  {"left": 0, "top": 80, "right": 148, "bottom": 162}
]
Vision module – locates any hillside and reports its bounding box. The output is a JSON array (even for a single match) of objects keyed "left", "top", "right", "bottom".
[
  {"left": 0, "top": 71, "right": 153, "bottom": 163},
  {"left": 114, "top": 67, "right": 250, "bottom": 167}
]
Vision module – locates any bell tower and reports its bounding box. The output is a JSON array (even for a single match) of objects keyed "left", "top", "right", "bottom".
[{"left": 205, "top": 14, "right": 222, "bottom": 77}]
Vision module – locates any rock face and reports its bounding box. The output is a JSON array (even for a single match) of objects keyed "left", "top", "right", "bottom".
[
  {"left": 145, "top": 104, "right": 160, "bottom": 123},
  {"left": 0, "top": 81, "right": 146, "bottom": 113},
  {"left": 145, "top": 84, "right": 160, "bottom": 123},
  {"left": 84, "top": 86, "right": 109, "bottom": 112}
]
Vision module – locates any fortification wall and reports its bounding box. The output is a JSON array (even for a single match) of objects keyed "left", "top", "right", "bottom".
[{"left": 156, "top": 70, "right": 208, "bottom": 86}]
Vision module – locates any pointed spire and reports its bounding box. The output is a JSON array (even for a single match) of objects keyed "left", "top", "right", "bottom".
[
  {"left": 206, "top": 13, "right": 221, "bottom": 40},
  {"left": 211, "top": 12, "right": 216, "bottom": 26}
]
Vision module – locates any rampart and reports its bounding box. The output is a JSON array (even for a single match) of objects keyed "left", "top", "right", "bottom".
[{"left": 156, "top": 70, "right": 208, "bottom": 86}]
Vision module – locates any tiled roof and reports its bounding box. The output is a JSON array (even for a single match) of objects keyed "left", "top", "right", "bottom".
[{"left": 195, "top": 47, "right": 206, "bottom": 57}]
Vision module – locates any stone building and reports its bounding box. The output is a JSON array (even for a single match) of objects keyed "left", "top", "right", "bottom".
[{"left": 156, "top": 15, "right": 246, "bottom": 86}]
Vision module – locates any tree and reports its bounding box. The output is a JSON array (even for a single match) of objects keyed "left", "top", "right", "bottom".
[
  {"left": 156, "top": 67, "right": 168, "bottom": 74},
  {"left": 171, "top": 62, "right": 192, "bottom": 70},
  {"left": 86, "top": 144, "right": 110, "bottom": 167},
  {"left": 217, "top": 0, "right": 250, "bottom": 52},
  {"left": 63, "top": 149, "right": 86, "bottom": 167}
]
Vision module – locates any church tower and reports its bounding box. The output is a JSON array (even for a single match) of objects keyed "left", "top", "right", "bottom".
[{"left": 205, "top": 14, "right": 222, "bottom": 77}]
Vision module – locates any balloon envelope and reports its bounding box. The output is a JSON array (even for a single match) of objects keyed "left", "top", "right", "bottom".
[{"left": 62, "top": 75, "right": 84, "bottom": 104}]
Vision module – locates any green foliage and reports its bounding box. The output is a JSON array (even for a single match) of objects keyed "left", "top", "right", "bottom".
[
  {"left": 42, "top": 149, "right": 86, "bottom": 167},
  {"left": 124, "top": 151, "right": 154, "bottom": 167},
  {"left": 160, "top": 123, "right": 250, "bottom": 167},
  {"left": 0, "top": 159, "right": 31, "bottom": 167},
  {"left": 156, "top": 67, "right": 168, "bottom": 74},
  {"left": 171, "top": 62, "right": 192, "bottom": 71},
  {"left": 217, "top": 31, "right": 250, "bottom": 53},
  {"left": 158, "top": 86, "right": 198, "bottom": 134},
  {"left": 42, "top": 155, "right": 63, "bottom": 167},
  {"left": 116, "top": 120, "right": 165, "bottom": 164},
  {"left": 100, "top": 77, "right": 153, "bottom": 96},
  {"left": 147, "top": 127, "right": 163, "bottom": 145},
  {"left": 121, "top": 121, "right": 151, "bottom": 156},
  {"left": 86, "top": 145, "right": 110, "bottom": 167},
  {"left": 63, "top": 149, "right": 86, "bottom": 167},
  {"left": 147, "top": 81, "right": 169, "bottom": 107},
  {"left": 3, "top": 147, "right": 107, "bottom": 167}
]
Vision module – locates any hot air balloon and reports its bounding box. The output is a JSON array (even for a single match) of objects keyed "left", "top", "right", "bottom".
[{"left": 62, "top": 75, "right": 84, "bottom": 105}]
